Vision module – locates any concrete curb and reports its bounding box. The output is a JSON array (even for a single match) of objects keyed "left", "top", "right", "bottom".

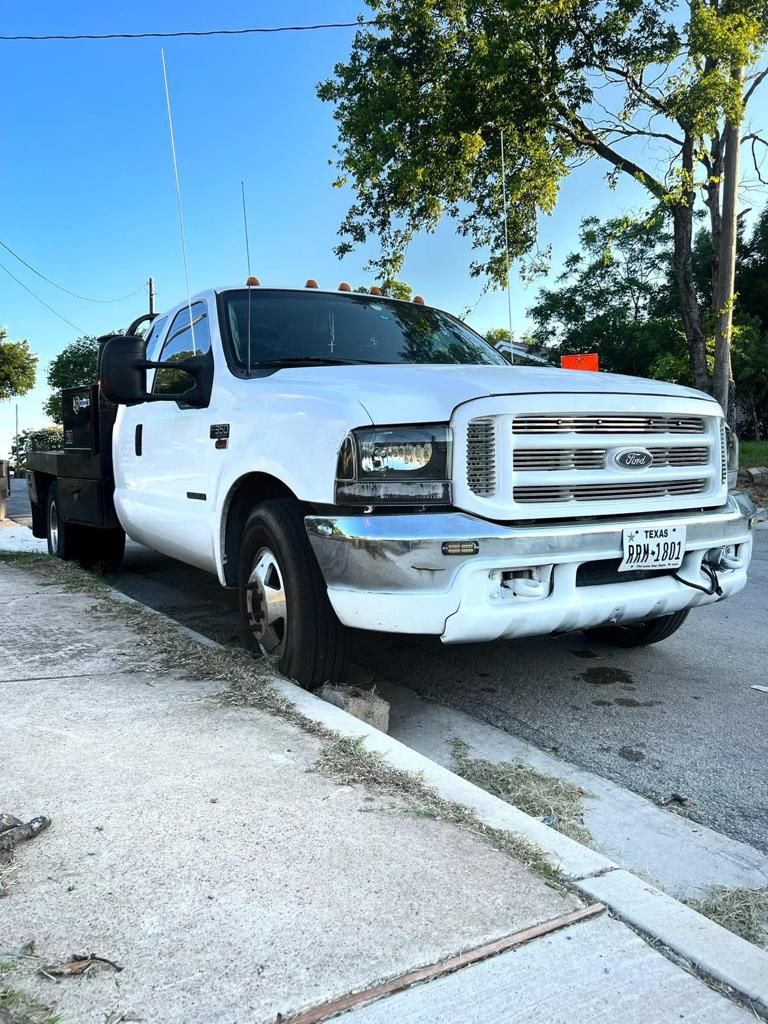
[
  {"left": 577, "top": 871, "right": 768, "bottom": 1010},
  {"left": 7, "top": 558, "right": 768, "bottom": 1015}
]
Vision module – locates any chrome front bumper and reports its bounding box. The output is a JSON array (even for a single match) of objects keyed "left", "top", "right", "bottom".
[{"left": 305, "top": 493, "right": 758, "bottom": 641}]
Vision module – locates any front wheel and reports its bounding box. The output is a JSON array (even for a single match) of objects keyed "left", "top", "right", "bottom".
[
  {"left": 238, "top": 499, "right": 348, "bottom": 689},
  {"left": 584, "top": 609, "right": 690, "bottom": 648}
]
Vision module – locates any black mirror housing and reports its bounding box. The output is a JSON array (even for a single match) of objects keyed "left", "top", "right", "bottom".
[
  {"left": 99, "top": 335, "right": 149, "bottom": 406},
  {"left": 98, "top": 335, "right": 213, "bottom": 409}
]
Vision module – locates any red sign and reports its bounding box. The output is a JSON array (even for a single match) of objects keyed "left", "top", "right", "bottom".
[{"left": 561, "top": 353, "right": 599, "bottom": 372}]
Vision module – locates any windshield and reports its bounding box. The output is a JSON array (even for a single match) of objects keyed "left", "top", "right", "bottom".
[{"left": 219, "top": 289, "right": 507, "bottom": 370}]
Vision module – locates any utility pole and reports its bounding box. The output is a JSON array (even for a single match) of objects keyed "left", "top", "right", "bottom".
[
  {"left": 148, "top": 276, "right": 156, "bottom": 316},
  {"left": 15, "top": 402, "right": 19, "bottom": 472}
]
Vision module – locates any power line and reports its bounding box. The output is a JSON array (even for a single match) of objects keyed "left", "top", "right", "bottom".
[
  {"left": 0, "top": 21, "right": 373, "bottom": 42},
  {"left": 0, "top": 259, "right": 85, "bottom": 332},
  {"left": 0, "top": 239, "right": 146, "bottom": 303}
]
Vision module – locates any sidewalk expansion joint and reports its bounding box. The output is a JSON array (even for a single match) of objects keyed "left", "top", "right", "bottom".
[
  {"left": 0, "top": 671, "right": 140, "bottom": 684},
  {"left": 282, "top": 903, "right": 606, "bottom": 1024}
]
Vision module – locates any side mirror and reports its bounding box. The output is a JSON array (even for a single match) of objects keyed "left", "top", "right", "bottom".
[
  {"left": 99, "top": 334, "right": 213, "bottom": 409},
  {"left": 151, "top": 352, "right": 212, "bottom": 408},
  {"left": 99, "top": 335, "right": 149, "bottom": 406}
]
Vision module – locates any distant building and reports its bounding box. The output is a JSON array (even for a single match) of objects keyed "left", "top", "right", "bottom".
[{"left": 493, "top": 340, "right": 550, "bottom": 365}]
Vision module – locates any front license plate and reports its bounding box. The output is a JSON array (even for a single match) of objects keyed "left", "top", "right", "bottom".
[{"left": 619, "top": 525, "right": 686, "bottom": 572}]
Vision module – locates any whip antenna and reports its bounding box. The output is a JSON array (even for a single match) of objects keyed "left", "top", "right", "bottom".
[
  {"left": 500, "top": 128, "right": 514, "bottom": 365},
  {"left": 161, "top": 48, "right": 196, "bottom": 352},
  {"left": 241, "top": 180, "right": 253, "bottom": 375}
]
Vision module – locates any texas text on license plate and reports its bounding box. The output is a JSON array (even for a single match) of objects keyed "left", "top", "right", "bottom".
[{"left": 619, "top": 525, "right": 686, "bottom": 572}]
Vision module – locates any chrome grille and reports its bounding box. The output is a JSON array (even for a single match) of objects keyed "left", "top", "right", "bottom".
[
  {"left": 647, "top": 446, "right": 709, "bottom": 467},
  {"left": 466, "top": 417, "right": 496, "bottom": 496},
  {"left": 512, "top": 414, "right": 706, "bottom": 435},
  {"left": 513, "top": 446, "right": 709, "bottom": 471},
  {"left": 514, "top": 479, "right": 707, "bottom": 504},
  {"left": 720, "top": 422, "right": 727, "bottom": 485}
]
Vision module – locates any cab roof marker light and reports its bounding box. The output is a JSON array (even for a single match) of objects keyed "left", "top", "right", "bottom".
[
  {"left": 338, "top": 282, "right": 352, "bottom": 291},
  {"left": 369, "top": 286, "right": 383, "bottom": 295},
  {"left": 413, "top": 295, "right": 425, "bottom": 304},
  {"left": 306, "top": 279, "right": 319, "bottom": 289},
  {"left": 246, "top": 276, "right": 260, "bottom": 286}
]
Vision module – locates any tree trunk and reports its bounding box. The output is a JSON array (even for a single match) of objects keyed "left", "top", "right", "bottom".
[
  {"left": 672, "top": 203, "right": 709, "bottom": 391},
  {"left": 712, "top": 72, "right": 743, "bottom": 421},
  {"left": 705, "top": 132, "right": 724, "bottom": 311}
]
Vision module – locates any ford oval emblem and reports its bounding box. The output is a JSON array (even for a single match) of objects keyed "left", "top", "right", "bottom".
[{"left": 614, "top": 447, "right": 653, "bottom": 469}]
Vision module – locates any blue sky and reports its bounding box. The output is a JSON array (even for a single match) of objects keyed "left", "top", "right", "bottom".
[{"left": 1, "top": 1, "right": 764, "bottom": 457}]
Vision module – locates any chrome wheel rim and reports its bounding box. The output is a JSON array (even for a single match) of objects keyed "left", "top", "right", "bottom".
[
  {"left": 49, "top": 500, "right": 59, "bottom": 553},
  {"left": 246, "top": 547, "right": 288, "bottom": 657}
]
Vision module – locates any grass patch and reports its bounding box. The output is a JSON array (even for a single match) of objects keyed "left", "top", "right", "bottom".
[
  {"left": 0, "top": 859, "right": 18, "bottom": 897},
  {"left": 0, "top": 552, "right": 571, "bottom": 892},
  {"left": 686, "top": 886, "right": 768, "bottom": 949},
  {"left": 0, "top": 973, "right": 58, "bottom": 1024},
  {"left": 450, "top": 740, "right": 592, "bottom": 845},
  {"left": 314, "top": 736, "right": 565, "bottom": 887},
  {"left": 739, "top": 440, "right": 768, "bottom": 469},
  {"left": 0, "top": 551, "right": 109, "bottom": 595}
]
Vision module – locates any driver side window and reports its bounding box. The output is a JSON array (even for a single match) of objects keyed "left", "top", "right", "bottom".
[{"left": 153, "top": 302, "right": 211, "bottom": 397}]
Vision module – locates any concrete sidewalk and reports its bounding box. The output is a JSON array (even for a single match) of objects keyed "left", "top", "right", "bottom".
[{"left": 0, "top": 558, "right": 759, "bottom": 1023}]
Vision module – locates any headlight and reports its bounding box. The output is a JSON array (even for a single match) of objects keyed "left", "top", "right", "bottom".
[
  {"left": 725, "top": 424, "right": 739, "bottom": 490},
  {"left": 336, "top": 425, "right": 452, "bottom": 505}
]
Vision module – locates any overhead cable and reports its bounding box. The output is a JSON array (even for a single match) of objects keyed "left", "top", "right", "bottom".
[
  {"left": 0, "top": 21, "right": 373, "bottom": 42},
  {"left": 0, "top": 240, "right": 145, "bottom": 303},
  {"left": 0, "top": 260, "right": 85, "bottom": 332}
]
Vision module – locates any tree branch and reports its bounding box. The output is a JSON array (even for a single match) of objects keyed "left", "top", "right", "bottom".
[
  {"left": 556, "top": 106, "right": 667, "bottom": 199},
  {"left": 744, "top": 67, "right": 768, "bottom": 105},
  {"left": 601, "top": 124, "right": 684, "bottom": 147},
  {"left": 749, "top": 136, "right": 768, "bottom": 186},
  {"left": 602, "top": 65, "right": 672, "bottom": 117}
]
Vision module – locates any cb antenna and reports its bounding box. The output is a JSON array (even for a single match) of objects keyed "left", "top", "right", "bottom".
[
  {"left": 241, "top": 180, "right": 254, "bottom": 376},
  {"left": 161, "top": 48, "right": 196, "bottom": 352},
  {"left": 500, "top": 128, "right": 514, "bottom": 365}
]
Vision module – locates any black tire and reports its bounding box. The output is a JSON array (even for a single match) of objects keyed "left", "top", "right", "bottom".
[
  {"left": 238, "top": 498, "right": 348, "bottom": 690},
  {"left": 78, "top": 527, "right": 126, "bottom": 572},
  {"left": 46, "top": 483, "right": 79, "bottom": 561},
  {"left": 584, "top": 609, "right": 690, "bottom": 648}
]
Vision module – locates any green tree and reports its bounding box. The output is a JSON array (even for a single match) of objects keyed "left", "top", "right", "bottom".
[
  {"left": 11, "top": 425, "right": 63, "bottom": 470},
  {"left": 690, "top": 201, "right": 768, "bottom": 436},
  {"left": 320, "top": 0, "right": 768, "bottom": 412},
  {"left": 0, "top": 330, "right": 37, "bottom": 401},
  {"left": 355, "top": 279, "right": 414, "bottom": 299},
  {"left": 737, "top": 204, "right": 768, "bottom": 334},
  {"left": 731, "top": 319, "right": 768, "bottom": 438},
  {"left": 528, "top": 213, "right": 689, "bottom": 379},
  {"left": 44, "top": 336, "right": 100, "bottom": 423}
]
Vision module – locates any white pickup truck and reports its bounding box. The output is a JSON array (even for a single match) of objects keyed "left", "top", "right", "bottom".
[{"left": 27, "top": 283, "right": 759, "bottom": 688}]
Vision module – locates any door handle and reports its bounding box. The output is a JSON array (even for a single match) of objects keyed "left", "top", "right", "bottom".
[{"left": 135, "top": 424, "right": 143, "bottom": 456}]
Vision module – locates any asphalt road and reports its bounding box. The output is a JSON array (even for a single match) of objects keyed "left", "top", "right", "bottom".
[{"left": 7, "top": 483, "right": 767, "bottom": 853}]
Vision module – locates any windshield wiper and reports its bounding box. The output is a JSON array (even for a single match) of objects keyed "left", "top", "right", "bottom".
[{"left": 255, "top": 356, "right": 379, "bottom": 367}]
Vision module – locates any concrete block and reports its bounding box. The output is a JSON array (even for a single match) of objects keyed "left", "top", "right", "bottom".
[
  {"left": 318, "top": 684, "right": 390, "bottom": 733},
  {"left": 747, "top": 466, "right": 768, "bottom": 483}
]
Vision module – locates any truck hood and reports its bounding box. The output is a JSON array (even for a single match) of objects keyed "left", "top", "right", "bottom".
[{"left": 278, "top": 364, "right": 718, "bottom": 425}]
